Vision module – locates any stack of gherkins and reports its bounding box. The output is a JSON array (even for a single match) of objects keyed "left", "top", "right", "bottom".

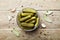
[{"left": 17, "top": 8, "right": 39, "bottom": 30}]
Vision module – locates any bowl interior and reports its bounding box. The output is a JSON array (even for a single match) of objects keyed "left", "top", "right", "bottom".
[{"left": 16, "top": 12, "right": 39, "bottom": 31}]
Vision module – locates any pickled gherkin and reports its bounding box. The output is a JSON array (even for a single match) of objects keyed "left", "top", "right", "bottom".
[
  {"left": 25, "top": 17, "right": 36, "bottom": 22},
  {"left": 21, "top": 13, "right": 34, "bottom": 16},
  {"left": 20, "top": 15, "right": 31, "bottom": 22},
  {"left": 21, "top": 23, "right": 34, "bottom": 27},
  {"left": 35, "top": 18, "right": 39, "bottom": 26},
  {"left": 29, "top": 20, "right": 36, "bottom": 24},
  {"left": 22, "top": 8, "right": 37, "bottom": 13}
]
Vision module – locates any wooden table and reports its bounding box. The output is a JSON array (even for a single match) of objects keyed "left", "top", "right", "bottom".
[{"left": 0, "top": 0, "right": 60, "bottom": 40}]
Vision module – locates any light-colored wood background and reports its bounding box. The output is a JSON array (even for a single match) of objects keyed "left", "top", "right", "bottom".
[{"left": 0, "top": 0, "right": 60, "bottom": 40}]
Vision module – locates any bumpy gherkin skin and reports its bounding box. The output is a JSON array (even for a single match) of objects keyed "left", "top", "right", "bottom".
[
  {"left": 22, "top": 8, "right": 37, "bottom": 13},
  {"left": 21, "top": 13, "right": 34, "bottom": 16},
  {"left": 20, "top": 15, "right": 31, "bottom": 22},
  {"left": 25, "top": 17, "right": 36, "bottom": 22},
  {"left": 21, "top": 22, "right": 34, "bottom": 27},
  {"left": 29, "top": 20, "right": 36, "bottom": 24},
  {"left": 35, "top": 18, "right": 39, "bottom": 27}
]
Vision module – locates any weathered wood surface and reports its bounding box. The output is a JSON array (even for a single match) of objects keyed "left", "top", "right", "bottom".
[{"left": 0, "top": 0, "right": 60, "bottom": 40}]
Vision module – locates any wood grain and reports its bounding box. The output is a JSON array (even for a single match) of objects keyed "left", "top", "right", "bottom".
[{"left": 0, "top": 0, "right": 60, "bottom": 40}]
